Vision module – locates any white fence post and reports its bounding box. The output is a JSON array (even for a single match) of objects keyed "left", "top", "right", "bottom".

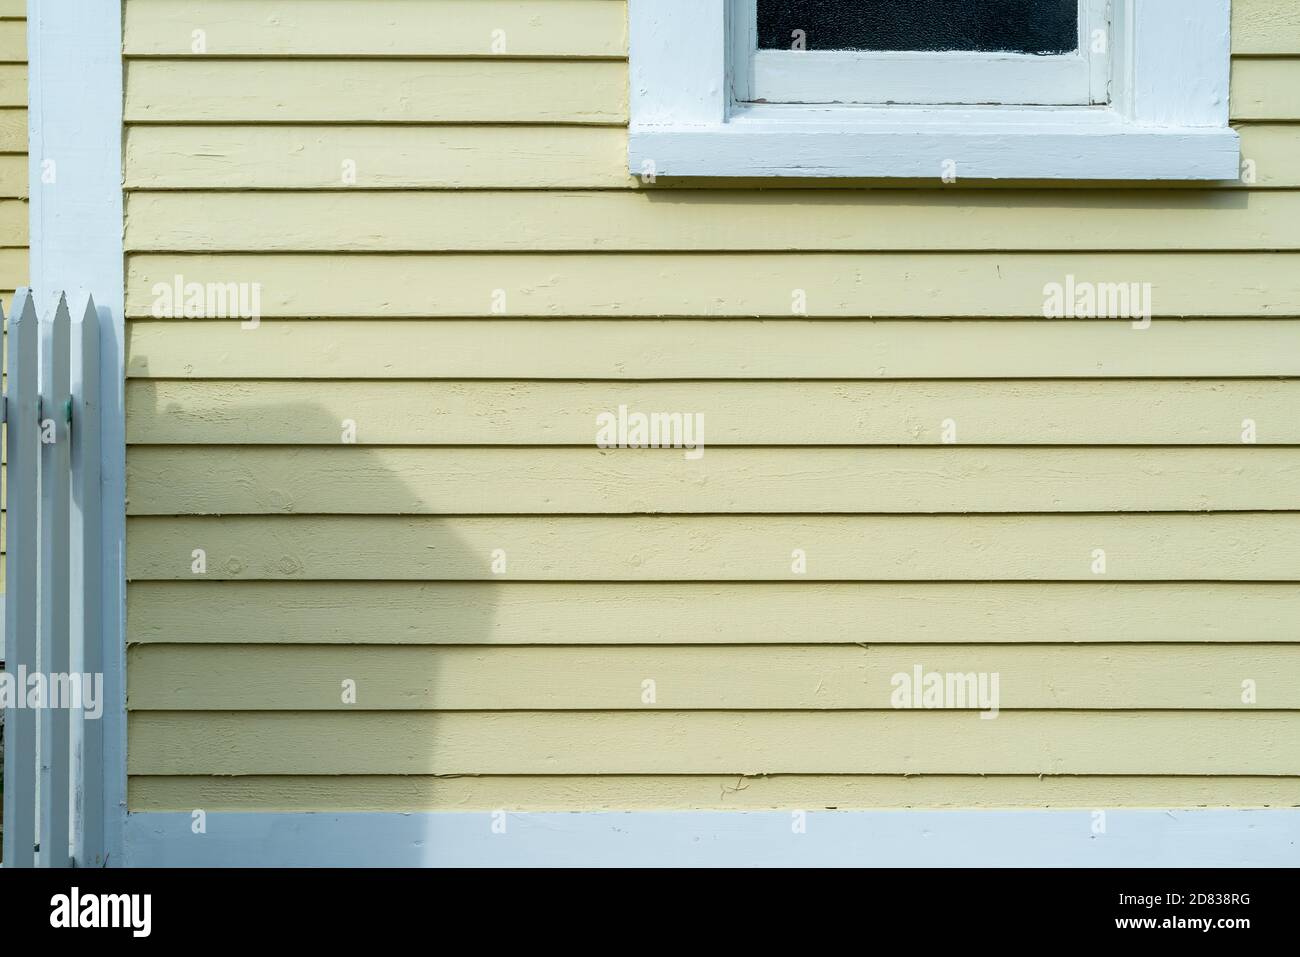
[
  {"left": 38, "top": 293, "right": 73, "bottom": 868},
  {"left": 2, "top": 291, "right": 41, "bottom": 868},
  {"left": 71, "top": 295, "right": 103, "bottom": 867}
]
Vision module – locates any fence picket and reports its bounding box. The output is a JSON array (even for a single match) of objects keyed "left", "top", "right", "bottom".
[
  {"left": 38, "top": 294, "right": 73, "bottom": 868},
  {"left": 2, "top": 291, "right": 41, "bottom": 868},
  {"left": 70, "top": 295, "right": 102, "bottom": 867},
  {"left": 3, "top": 289, "right": 98, "bottom": 869}
]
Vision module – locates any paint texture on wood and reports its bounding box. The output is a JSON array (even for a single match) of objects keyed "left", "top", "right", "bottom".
[
  {"left": 127, "top": 774, "right": 1300, "bottom": 812},
  {"left": 125, "top": 446, "right": 1300, "bottom": 514},
  {"left": 125, "top": 379, "right": 1300, "bottom": 445},
  {"left": 127, "top": 582, "right": 1300, "bottom": 645},
  {"left": 125, "top": 0, "right": 629, "bottom": 58},
  {"left": 125, "top": 252, "right": 1300, "bottom": 317},
  {"left": 126, "top": 644, "right": 1300, "bottom": 710},
  {"left": 125, "top": 514, "right": 1300, "bottom": 581},
  {"left": 0, "top": 8, "right": 24, "bottom": 610},
  {"left": 127, "top": 711, "right": 1300, "bottom": 775},
  {"left": 121, "top": 0, "right": 1300, "bottom": 811},
  {"left": 125, "top": 319, "right": 1300, "bottom": 379}
]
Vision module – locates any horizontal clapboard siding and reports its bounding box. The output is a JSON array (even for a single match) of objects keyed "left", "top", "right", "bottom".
[
  {"left": 125, "top": 447, "right": 1300, "bottom": 515},
  {"left": 122, "top": 190, "right": 1300, "bottom": 252},
  {"left": 124, "top": 380, "right": 1300, "bottom": 445},
  {"left": 129, "top": 711, "right": 1300, "bottom": 775},
  {"left": 125, "top": 253, "right": 1300, "bottom": 317},
  {"left": 122, "top": 0, "right": 1300, "bottom": 812},
  {"left": 0, "top": 0, "right": 21, "bottom": 295},
  {"left": 1, "top": 4, "right": 22, "bottom": 595},
  {"left": 125, "top": 60, "right": 629, "bottom": 124},
  {"left": 122, "top": 123, "right": 1300, "bottom": 190},
  {"left": 126, "top": 644, "right": 1300, "bottom": 710},
  {"left": 1234, "top": 0, "right": 1300, "bottom": 54},
  {"left": 129, "top": 774, "right": 1300, "bottom": 811},
  {"left": 125, "top": 319, "right": 1300, "bottom": 379},
  {"left": 121, "top": 0, "right": 1298, "bottom": 60},
  {"left": 124, "top": 0, "right": 628, "bottom": 58},
  {"left": 123, "top": 57, "right": 1297, "bottom": 126},
  {"left": 127, "top": 582, "right": 1300, "bottom": 645},
  {"left": 126, "top": 514, "right": 1300, "bottom": 581}
]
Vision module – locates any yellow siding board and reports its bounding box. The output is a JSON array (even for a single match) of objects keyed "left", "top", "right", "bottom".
[
  {"left": 124, "top": 59, "right": 628, "bottom": 123},
  {"left": 0, "top": 154, "right": 27, "bottom": 197},
  {"left": 0, "top": 19, "right": 23, "bottom": 61},
  {"left": 0, "top": 197, "right": 27, "bottom": 244},
  {"left": 124, "top": 125, "right": 633, "bottom": 190},
  {"left": 127, "top": 582, "right": 1300, "bottom": 646},
  {"left": 126, "top": 514, "right": 1300, "bottom": 582},
  {"left": 1236, "top": 0, "right": 1300, "bottom": 53},
  {"left": 124, "top": 253, "right": 1300, "bottom": 318},
  {"left": 120, "top": 59, "right": 1300, "bottom": 126},
  {"left": 127, "top": 711, "right": 1300, "bottom": 776},
  {"left": 124, "top": 379, "right": 1300, "bottom": 445},
  {"left": 127, "top": 644, "right": 1300, "bottom": 711},
  {"left": 117, "top": 58, "right": 1300, "bottom": 125},
  {"left": 124, "top": 0, "right": 628, "bottom": 58},
  {"left": 124, "top": 123, "right": 631, "bottom": 191},
  {"left": 120, "top": 124, "right": 1300, "bottom": 190},
  {"left": 126, "top": 447, "right": 1300, "bottom": 515},
  {"left": 115, "top": 0, "right": 1300, "bottom": 60},
  {"left": 124, "top": 190, "right": 1300, "bottom": 252},
  {"left": 0, "top": 108, "right": 26, "bottom": 152},
  {"left": 0, "top": 246, "right": 26, "bottom": 278},
  {"left": 125, "top": 319, "right": 1300, "bottom": 379},
  {"left": 0, "top": 62, "right": 23, "bottom": 106},
  {"left": 1232, "top": 59, "right": 1300, "bottom": 120},
  {"left": 128, "top": 774, "right": 1300, "bottom": 812}
]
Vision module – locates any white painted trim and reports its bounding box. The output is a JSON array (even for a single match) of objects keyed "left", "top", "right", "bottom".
[
  {"left": 629, "top": 0, "right": 1239, "bottom": 180},
  {"left": 124, "top": 811, "right": 1300, "bottom": 868},
  {"left": 752, "top": 50, "right": 1095, "bottom": 107},
  {"left": 28, "top": 0, "right": 126, "bottom": 869},
  {"left": 629, "top": 0, "right": 727, "bottom": 128}
]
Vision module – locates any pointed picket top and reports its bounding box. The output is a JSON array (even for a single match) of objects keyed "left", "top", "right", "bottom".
[
  {"left": 10, "top": 286, "right": 38, "bottom": 329},
  {"left": 74, "top": 295, "right": 102, "bottom": 368},
  {"left": 74, "top": 292, "right": 99, "bottom": 335},
  {"left": 45, "top": 290, "right": 72, "bottom": 334},
  {"left": 8, "top": 289, "right": 39, "bottom": 401}
]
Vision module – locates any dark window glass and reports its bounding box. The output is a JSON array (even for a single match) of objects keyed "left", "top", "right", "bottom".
[{"left": 757, "top": 0, "right": 1079, "bottom": 54}]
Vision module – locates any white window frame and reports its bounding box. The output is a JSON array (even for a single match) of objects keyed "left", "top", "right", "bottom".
[
  {"left": 629, "top": 0, "right": 1239, "bottom": 180},
  {"left": 739, "top": 0, "right": 1111, "bottom": 106}
]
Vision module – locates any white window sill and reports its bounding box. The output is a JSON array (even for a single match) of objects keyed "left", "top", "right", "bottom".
[
  {"left": 629, "top": 0, "right": 1238, "bottom": 183},
  {"left": 630, "top": 105, "right": 1242, "bottom": 181}
]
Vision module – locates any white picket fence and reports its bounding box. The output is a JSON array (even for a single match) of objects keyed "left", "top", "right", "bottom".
[{"left": 2, "top": 289, "right": 102, "bottom": 868}]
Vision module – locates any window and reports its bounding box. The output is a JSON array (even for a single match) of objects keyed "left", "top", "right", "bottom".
[
  {"left": 629, "top": 0, "right": 1239, "bottom": 180},
  {"left": 741, "top": 0, "right": 1110, "bottom": 106}
]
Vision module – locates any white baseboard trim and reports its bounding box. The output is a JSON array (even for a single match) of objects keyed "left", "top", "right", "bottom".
[{"left": 122, "top": 810, "right": 1300, "bottom": 868}]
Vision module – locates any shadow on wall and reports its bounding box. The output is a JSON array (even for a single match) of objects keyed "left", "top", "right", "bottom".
[{"left": 129, "top": 359, "right": 502, "bottom": 863}]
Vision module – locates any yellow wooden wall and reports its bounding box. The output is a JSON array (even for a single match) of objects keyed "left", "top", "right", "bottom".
[
  {"left": 123, "top": 0, "right": 1300, "bottom": 811},
  {"left": 0, "top": 1, "right": 22, "bottom": 300},
  {"left": 0, "top": 0, "right": 25, "bottom": 592}
]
